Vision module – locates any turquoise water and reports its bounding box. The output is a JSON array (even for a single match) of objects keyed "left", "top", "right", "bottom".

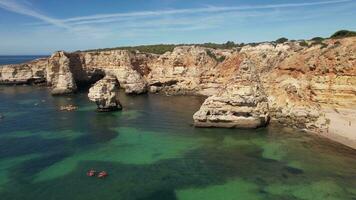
[{"left": 0, "top": 85, "right": 355, "bottom": 200}]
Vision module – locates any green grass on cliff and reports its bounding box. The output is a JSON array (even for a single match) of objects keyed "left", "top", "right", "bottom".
[
  {"left": 80, "top": 30, "right": 355, "bottom": 54},
  {"left": 330, "top": 30, "right": 356, "bottom": 38},
  {"left": 81, "top": 41, "right": 240, "bottom": 54}
]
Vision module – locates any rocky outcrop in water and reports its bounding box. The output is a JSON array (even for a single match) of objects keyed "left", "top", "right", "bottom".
[
  {"left": 193, "top": 60, "right": 269, "bottom": 128},
  {"left": 49, "top": 51, "right": 77, "bottom": 95},
  {"left": 79, "top": 50, "right": 150, "bottom": 94},
  {"left": 88, "top": 76, "right": 122, "bottom": 111},
  {"left": 0, "top": 58, "right": 47, "bottom": 85},
  {"left": 59, "top": 105, "right": 78, "bottom": 112}
]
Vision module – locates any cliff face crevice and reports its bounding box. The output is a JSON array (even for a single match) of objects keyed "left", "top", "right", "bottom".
[{"left": 1, "top": 37, "right": 355, "bottom": 147}]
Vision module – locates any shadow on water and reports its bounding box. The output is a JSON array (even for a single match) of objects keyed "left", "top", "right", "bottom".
[
  {"left": 0, "top": 85, "right": 356, "bottom": 200},
  {"left": 3, "top": 138, "right": 356, "bottom": 200},
  {"left": 0, "top": 148, "right": 296, "bottom": 200}
]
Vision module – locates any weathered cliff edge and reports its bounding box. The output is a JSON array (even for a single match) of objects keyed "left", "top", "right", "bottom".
[{"left": 1, "top": 37, "right": 355, "bottom": 148}]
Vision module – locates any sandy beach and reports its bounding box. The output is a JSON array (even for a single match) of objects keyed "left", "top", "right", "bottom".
[{"left": 322, "top": 107, "right": 356, "bottom": 149}]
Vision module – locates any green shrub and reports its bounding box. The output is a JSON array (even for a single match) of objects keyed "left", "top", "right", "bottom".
[
  {"left": 120, "top": 44, "right": 177, "bottom": 54},
  {"left": 311, "top": 37, "right": 324, "bottom": 41},
  {"left": 78, "top": 30, "right": 355, "bottom": 54},
  {"left": 320, "top": 43, "right": 328, "bottom": 49},
  {"left": 299, "top": 40, "right": 309, "bottom": 47},
  {"left": 276, "top": 37, "right": 288, "bottom": 44},
  {"left": 198, "top": 41, "right": 239, "bottom": 49},
  {"left": 218, "top": 56, "right": 226, "bottom": 62},
  {"left": 248, "top": 42, "right": 259, "bottom": 47},
  {"left": 330, "top": 30, "right": 356, "bottom": 38},
  {"left": 311, "top": 40, "right": 328, "bottom": 49},
  {"left": 83, "top": 41, "right": 239, "bottom": 54},
  {"left": 206, "top": 50, "right": 225, "bottom": 62},
  {"left": 83, "top": 44, "right": 177, "bottom": 54}
]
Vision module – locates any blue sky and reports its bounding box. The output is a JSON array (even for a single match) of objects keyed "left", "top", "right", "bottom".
[{"left": 0, "top": 0, "right": 355, "bottom": 55}]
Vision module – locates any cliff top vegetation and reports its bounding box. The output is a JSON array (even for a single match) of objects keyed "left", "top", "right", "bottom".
[{"left": 81, "top": 30, "right": 355, "bottom": 54}]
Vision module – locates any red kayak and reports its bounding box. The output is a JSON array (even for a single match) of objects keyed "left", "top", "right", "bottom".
[
  {"left": 98, "top": 171, "right": 108, "bottom": 178},
  {"left": 87, "top": 169, "right": 96, "bottom": 177}
]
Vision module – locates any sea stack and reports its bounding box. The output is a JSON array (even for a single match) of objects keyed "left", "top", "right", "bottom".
[
  {"left": 193, "top": 60, "right": 270, "bottom": 128},
  {"left": 88, "top": 76, "right": 122, "bottom": 111},
  {"left": 49, "top": 51, "right": 77, "bottom": 95}
]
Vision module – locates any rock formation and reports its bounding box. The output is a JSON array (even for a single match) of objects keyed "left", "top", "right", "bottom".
[
  {"left": 193, "top": 60, "right": 269, "bottom": 128},
  {"left": 146, "top": 46, "right": 226, "bottom": 95},
  {"left": 0, "top": 37, "right": 355, "bottom": 148},
  {"left": 0, "top": 58, "right": 47, "bottom": 85},
  {"left": 79, "top": 50, "right": 150, "bottom": 94},
  {"left": 88, "top": 76, "right": 122, "bottom": 111},
  {"left": 48, "top": 51, "right": 77, "bottom": 95},
  {"left": 59, "top": 105, "right": 78, "bottom": 112}
]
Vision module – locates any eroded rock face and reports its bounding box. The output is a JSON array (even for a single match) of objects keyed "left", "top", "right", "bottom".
[
  {"left": 193, "top": 60, "right": 269, "bottom": 128},
  {"left": 0, "top": 58, "right": 47, "bottom": 84},
  {"left": 146, "top": 46, "right": 233, "bottom": 95},
  {"left": 103, "top": 66, "right": 147, "bottom": 94},
  {"left": 88, "top": 76, "right": 122, "bottom": 111},
  {"left": 49, "top": 51, "right": 77, "bottom": 95},
  {"left": 79, "top": 50, "right": 149, "bottom": 94},
  {"left": 0, "top": 64, "right": 35, "bottom": 84}
]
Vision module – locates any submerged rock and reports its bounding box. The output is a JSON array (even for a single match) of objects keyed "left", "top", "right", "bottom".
[
  {"left": 59, "top": 105, "right": 78, "bottom": 112},
  {"left": 193, "top": 60, "right": 269, "bottom": 128},
  {"left": 88, "top": 76, "right": 122, "bottom": 112}
]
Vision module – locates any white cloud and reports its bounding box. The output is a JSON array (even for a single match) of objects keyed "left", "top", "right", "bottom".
[
  {"left": 8, "top": 0, "right": 351, "bottom": 28},
  {"left": 0, "top": 0, "right": 71, "bottom": 29},
  {"left": 59, "top": 0, "right": 351, "bottom": 25},
  {"left": 0, "top": 0, "right": 110, "bottom": 38}
]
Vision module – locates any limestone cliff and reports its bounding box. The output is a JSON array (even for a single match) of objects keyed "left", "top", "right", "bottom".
[
  {"left": 0, "top": 58, "right": 47, "bottom": 84},
  {"left": 49, "top": 51, "right": 77, "bottom": 95},
  {"left": 0, "top": 37, "right": 355, "bottom": 148},
  {"left": 193, "top": 60, "right": 269, "bottom": 128},
  {"left": 146, "top": 46, "right": 232, "bottom": 95},
  {"left": 78, "top": 50, "right": 151, "bottom": 94}
]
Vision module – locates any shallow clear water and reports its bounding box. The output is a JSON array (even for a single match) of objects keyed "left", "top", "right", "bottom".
[
  {"left": 0, "top": 85, "right": 355, "bottom": 200},
  {"left": 0, "top": 55, "right": 47, "bottom": 65}
]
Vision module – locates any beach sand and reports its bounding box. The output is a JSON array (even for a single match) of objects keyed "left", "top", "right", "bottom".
[{"left": 322, "top": 107, "right": 356, "bottom": 149}]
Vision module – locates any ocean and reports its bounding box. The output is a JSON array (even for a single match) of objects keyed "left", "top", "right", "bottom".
[
  {"left": 0, "top": 57, "right": 355, "bottom": 200},
  {"left": 0, "top": 55, "right": 48, "bottom": 65}
]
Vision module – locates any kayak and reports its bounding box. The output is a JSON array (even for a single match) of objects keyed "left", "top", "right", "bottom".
[
  {"left": 87, "top": 169, "right": 96, "bottom": 177},
  {"left": 98, "top": 171, "right": 108, "bottom": 178}
]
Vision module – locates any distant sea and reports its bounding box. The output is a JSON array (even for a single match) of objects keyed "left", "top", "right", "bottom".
[{"left": 0, "top": 55, "right": 48, "bottom": 65}]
